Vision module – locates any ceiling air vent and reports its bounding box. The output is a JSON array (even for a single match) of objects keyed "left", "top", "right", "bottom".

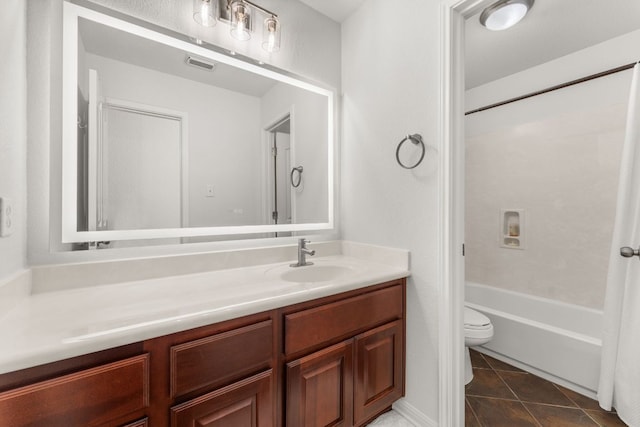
[{"left": 185, "top": 56, "right": 216, "bottom": 71}]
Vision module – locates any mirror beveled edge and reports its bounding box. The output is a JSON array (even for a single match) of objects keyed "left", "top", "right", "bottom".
[{"left": 61, "top": 0, "right": 337, "bottom": 244}]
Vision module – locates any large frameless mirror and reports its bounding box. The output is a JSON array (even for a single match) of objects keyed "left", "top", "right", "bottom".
[{"left": 62, "top": 2, "right": 335, "bottom": 247}]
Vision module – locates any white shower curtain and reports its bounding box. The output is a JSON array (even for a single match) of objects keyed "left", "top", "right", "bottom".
[{"left": 598, "top": 62, "right": 640, "bottom": 426}]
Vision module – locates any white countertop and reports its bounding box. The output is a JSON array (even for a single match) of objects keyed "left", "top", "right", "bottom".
[{"left": 0, "top": 254, "right": 409, "bottom": 374}]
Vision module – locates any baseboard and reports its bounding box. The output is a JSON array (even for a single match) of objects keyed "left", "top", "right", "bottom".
[{"left": 393, "top": 398, "right": 437, "bottom": 427}]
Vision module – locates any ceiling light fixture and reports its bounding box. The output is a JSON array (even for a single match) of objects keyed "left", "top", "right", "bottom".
[
  {"left": 193, "top": 0, "right": 281, "bottom": 53},
  {"left": 479, "top": 0, "right": 534, "bottom": 31}
]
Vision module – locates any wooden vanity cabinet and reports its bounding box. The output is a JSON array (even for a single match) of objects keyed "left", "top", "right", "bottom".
[
  {"left": 286, "top": 340, "right": 355, "bottom": 426},
  {"left": 144, "top": 312, "right": 277, "bottom": 427},
  {"left": 171, "top": 369, "right": 274, "bottom": 427},
  {"left": 0, "top": 278, "right": 405, "bottom": 427},
  {"left": 353, "top": 320, "right": 404, "bottom": 426},
  {"left": 283, "top": 280, "right": 406, "bottom": 427},
  {"left": 0, "top": 351, "right": 150, "bottom": 427}
]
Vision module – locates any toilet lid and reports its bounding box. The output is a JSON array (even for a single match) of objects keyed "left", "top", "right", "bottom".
[{"left": 464, "top": 307, "right": 491, "bottom": 329}]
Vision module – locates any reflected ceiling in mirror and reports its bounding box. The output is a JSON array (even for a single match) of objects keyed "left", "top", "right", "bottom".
[{"left": 62, "top": 2, "right": 335, "bottom": 246}]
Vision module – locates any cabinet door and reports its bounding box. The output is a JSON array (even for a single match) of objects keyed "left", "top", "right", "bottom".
[
  {"left": 286, "top": 340, "right": 354, "bottom": 427},
  {"left": 171, "top": 370, "right": 273, "bottom": 427},
  {"left": 354, "top": 321, "right": 404, "bottom": 426}
]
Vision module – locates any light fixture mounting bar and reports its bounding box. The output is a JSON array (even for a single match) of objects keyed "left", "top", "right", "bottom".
[
  {"left": 218, "top": 0, "right": 277, "bottom": 23},
  {"left": 230, "top": 0, "right": 277, "bottom": 18}
]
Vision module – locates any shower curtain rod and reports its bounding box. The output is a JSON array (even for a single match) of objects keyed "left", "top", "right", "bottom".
[{"left": 465, "top": 61, "right": 637, "bottom": 115}]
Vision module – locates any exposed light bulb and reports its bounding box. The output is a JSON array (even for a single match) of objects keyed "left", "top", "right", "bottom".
[
  {"left": 200, "top": 2, "right": 211, "bottom": 26},
  {"left": 233, "top": 20, "right": 246, "bottom": 37},
  {"left": 267, "top": 32, "right": 275, "bottom": 51}
]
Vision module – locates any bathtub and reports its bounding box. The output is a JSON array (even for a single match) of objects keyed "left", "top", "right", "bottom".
[{"left": 466, "top": 281, "right": 603, "bottom": 398}]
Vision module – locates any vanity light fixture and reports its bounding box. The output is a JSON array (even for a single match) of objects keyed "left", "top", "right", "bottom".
[
  {"left": 262, "top": 16, "right": 280, "bottom": 52},
  {"left": 479, "top": 0, "right": 534, "bottom": 31},
  {"left": 193, "top": 0, "right": 217, "bottom": 27},
  {"left": 193, "top": 0, "right": 281, "bottom": 53},
  {"left": 230, "top": 1, "right": 251, "bottom": 41}
]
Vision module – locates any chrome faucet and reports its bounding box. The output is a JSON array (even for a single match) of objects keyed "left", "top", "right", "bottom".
[{"left": 290, "top": 238, "right": 315, "bottom": 267}]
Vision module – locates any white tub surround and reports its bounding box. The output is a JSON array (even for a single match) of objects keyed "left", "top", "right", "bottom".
[
  {"left": 466, "top": 282, "right": 603, "bottom": 398},
  {"left": 0, "top": 241, "right": 409, "bottom": 374}
]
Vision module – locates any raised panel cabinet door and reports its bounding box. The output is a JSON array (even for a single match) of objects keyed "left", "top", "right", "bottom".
[
  {"left": 353, "top": 321, "right": 404, "bottom": 426},
  {"left": 286, "top": 340, "right": 354, "bottom": 427},
  {"left": 170, "top": 370, "right": 273, "bottom": 427}
]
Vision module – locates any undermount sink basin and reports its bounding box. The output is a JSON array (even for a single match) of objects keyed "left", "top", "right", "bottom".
[{"left": 280, "top": 265, "right": 354, "bottom": 283}]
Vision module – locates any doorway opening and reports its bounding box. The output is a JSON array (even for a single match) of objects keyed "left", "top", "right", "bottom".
[{"left": 266, "top": 114, "right": 292, "bottom": 237}]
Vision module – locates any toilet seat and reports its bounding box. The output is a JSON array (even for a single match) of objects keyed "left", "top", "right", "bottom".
[{"left": 464, "top": 307, "right": 494, "bottom": 346}]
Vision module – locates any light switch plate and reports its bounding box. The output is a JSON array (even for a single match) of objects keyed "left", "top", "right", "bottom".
[{"left": 0, "top": 198, "right": 14, "bottom": 237}]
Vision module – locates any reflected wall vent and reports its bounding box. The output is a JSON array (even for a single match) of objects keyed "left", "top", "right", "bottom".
[{"left": 185, "top": 56, "right": 216, "bottom": 71}]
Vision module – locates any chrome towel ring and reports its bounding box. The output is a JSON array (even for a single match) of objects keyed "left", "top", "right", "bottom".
[
  {"left": 291, "top": 166, "right": 303, "bottom": 188},
  {"left": 396, "top": 133, "right": 425, "bottom": 169}
]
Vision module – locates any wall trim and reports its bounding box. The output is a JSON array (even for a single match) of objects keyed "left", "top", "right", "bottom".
[
  {"left": 393, "top": 398, "right": 437, "bottom": 427},
  {"left": 438, "top": 0, "right": 496, "bottom": 425}
]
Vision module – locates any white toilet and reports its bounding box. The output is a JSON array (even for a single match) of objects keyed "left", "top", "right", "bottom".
[{"left": 464, "top": 306, "right": 494, "bottom": 385}]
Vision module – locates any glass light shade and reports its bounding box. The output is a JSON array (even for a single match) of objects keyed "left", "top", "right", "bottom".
[
  {"left": 193, "top": 0, "right": 216, "bottom": 27},
  {"left": 230, "top": 1, "right": 251, "bottom": 41},
  {"left": 262, "top": 17, "right": 281, "bottom": 52},
  {"left": 480, "top": 0, "right": 533, "bottom": 31}
]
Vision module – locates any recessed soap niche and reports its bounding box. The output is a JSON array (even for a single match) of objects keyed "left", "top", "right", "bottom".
[{"left": 500, "top": 209, "right": 525, "bottom": 249}]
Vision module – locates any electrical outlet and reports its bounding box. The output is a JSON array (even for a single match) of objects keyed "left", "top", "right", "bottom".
[{"left": 0, "top": 198, "right": 14, "bottom": 237}]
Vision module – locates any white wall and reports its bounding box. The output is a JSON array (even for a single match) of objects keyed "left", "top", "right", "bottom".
[
  {"left": 27, "top": 0, "right": 63, "bottom": 264},
  {"left": 261, "top": 82, "right": 329, "bottom": 224},
  {"left": 465, "top": 30, "right": 640, "bottom": 309},
  {"left": 0, "top": 0, "right": 27, "bottom": 281},
  {"left": 341, "top": 0, "right": 442, "bottom": 422},
  {"left": 85, "top": 54, "right": 263, "bottom": 229},
  {"left": 27, "top": 0, "right": 340, "bottom": 264}
]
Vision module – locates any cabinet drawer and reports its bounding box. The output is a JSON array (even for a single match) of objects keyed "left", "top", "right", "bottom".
[
  {"left": 171, "top": 370, "right": 273, "bottom": 427},
  {"left": 284, "top": 285, "right": 403, "bottom": 356},
  {"left": 0, "top": 354, "right": 149, "bottom": 427},
  {"left": 122, "top": 418, "right": 148, "bottom": 427},
  {"left": 171, "top": 320, "right": 272, "bottom": 398}
]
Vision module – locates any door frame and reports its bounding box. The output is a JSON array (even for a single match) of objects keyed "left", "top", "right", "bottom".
[
  {"left": 438, "top": 0, "right": 494, "bottom": 425},
  {"left": 98, "top": 97, "right": 190, "bottom": 229},
  {"left": 262, "top": 107, "right": 296, "bottom": 227}
]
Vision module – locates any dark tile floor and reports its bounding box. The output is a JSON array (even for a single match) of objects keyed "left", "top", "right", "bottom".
[{"left": 465, "top": 349, "right": 628, "bottom": 427}]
